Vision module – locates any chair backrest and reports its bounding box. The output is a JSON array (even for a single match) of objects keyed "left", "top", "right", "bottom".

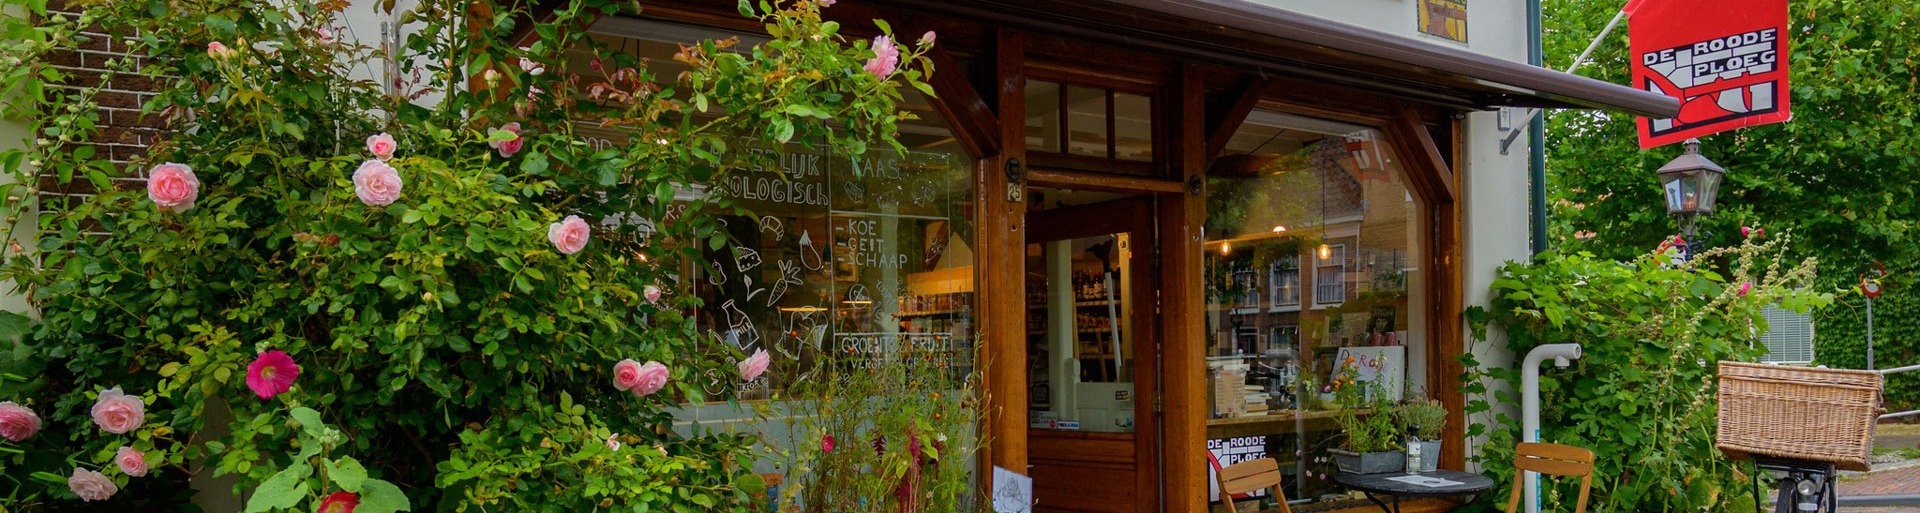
[
  {"left": 1503, "top": 442, "right": 1596, "bottom": 513},
  {"left": 1215, "top": 457, "right": 1292, "bottom": 513}
]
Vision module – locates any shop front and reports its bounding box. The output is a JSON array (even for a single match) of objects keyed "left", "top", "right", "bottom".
[{"left": 568, "top": 1, "right": 1677, "bottom": 511}]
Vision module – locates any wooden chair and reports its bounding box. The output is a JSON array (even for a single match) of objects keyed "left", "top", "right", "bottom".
[
  {"left": 1215, "top": 457, "right": 1293, "bottom": 513},
  {"left": 1502, "top": 442, "right": 1596, "bottom": 513}
]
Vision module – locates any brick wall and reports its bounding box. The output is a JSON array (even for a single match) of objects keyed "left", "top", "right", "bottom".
[{"left": 38, "top": 0, "right": 166, "bottom": 212}]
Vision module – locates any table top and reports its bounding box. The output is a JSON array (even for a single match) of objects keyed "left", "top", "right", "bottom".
[{"left": 1332, "top": 470, "right": 1495, "bottom": 497}]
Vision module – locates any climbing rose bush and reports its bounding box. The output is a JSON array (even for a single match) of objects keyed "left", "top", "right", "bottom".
[{"left": 0, "top": 0, "right": 935, "bottom": 509}]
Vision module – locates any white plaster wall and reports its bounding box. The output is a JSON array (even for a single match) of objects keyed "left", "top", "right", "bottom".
[
  {"left": 1, "top": 6, "right": 33, "bottom": 317},
  {"left": 1246, "top": 0, "right": 1529, "bottom": 62}
]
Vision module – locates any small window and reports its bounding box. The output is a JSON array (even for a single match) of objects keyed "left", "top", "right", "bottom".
[
  {"left": 1269, "top": 256, "right": 1300, "bottom": 308},
  {"left": 1315, "top": 244, "right": 1348, "bottom": 306},
  {"left": 1024, "top": 80, "right": 1153, "bottom": 163}
]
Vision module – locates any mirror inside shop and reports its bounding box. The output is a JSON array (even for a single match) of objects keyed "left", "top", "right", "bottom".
[{"left": 1201, "top": 112, "right": 1428, "bottom": 507}]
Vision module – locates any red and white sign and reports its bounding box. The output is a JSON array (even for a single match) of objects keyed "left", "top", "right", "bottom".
[{"left": 1626, "top": 0, "right": 1792, "bottom": 149}]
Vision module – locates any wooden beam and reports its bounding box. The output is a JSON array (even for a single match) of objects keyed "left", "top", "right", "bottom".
[
  {"left": 980, "top": 28, "right": 1030, "bottom": 483},
  {"left": 1204, "top": 75, "right": 1270, "bottom": 161},
  {"left": 1430, "top": 117, "right": 1467, "bottom": 471},
  {"left": 1384, "top": 102, "right": 1457, "bottom": 204},
  {"left": 1025, "top": 168, "right": 1185, "bottom": 194},
  {"left": 920, "top": 43, "right": 1002, "bottom": 158},
  {"left": 1161, "top": 62, "right": 1210, "bottom": 513}
]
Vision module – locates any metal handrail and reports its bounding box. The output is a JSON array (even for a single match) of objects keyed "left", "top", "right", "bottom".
[{"left": 1878, "top": 362, "right": 1919, "bottom": 420}]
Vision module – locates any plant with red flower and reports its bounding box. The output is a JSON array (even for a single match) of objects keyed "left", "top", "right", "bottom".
[{"left": 318, "top": 491, "right": 359, "bottom": 513}]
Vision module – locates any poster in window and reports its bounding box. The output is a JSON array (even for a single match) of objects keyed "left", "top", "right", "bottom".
[{"left": 1418, "top": 0, "right": 1468, "bottom": 44}]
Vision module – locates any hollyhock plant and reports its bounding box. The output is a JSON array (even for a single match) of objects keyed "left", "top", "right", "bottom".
[
  {"left": 631, "top": 361, "right": 670, "bottom": 396},
  {"left": 115, "top": 446, "right": 148, "bottom": 477},
  {"left": 67, "top": 468, "right": 117, "bottom": 501},
  {"left": 548, "top": 215, "right": 591, "bottom": 255},
  {"left": 738, "top": 349, "right": 770, "bottom": 382},
  {"left": 245, "top": 350, "right": 300, "bottom": 400},
  {"left": 0, "top": 401, "right": 40, "bottom": 442},
  {"left": 90, "top": 387, "right": 144, "bottom": 434},
  {"left": 488, "top": 122, "right": 524, "bottom": 158},
  {"left": 864, "top": 35, "right": 899, "bottom": 78},
  {"left": 319, "top": 491, "right": 360, "bottom": 513},
  {"left": 146, "top": 162, "right": 199, "bottom": 212},
  {"left": 352, "top": 159, "right": 403, "bottom": 206},
  {"left": 821, "top": 434, "right": 836, "bottom": 453},
  {"left": 612, "top": 359, "right": 645, "bottom": 392},
  {"left": 365, "top": 133, "right": 397, "bottom": 160}
]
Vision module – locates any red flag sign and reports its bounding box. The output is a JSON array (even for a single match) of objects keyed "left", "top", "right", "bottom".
[{"left": 1626, "top": 0, "right": 1791, "bottom": 149}]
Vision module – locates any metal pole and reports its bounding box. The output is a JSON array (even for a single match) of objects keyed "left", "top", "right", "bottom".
[
  {"left": 1500, "top": 8, "right": 1630, "bottom": 153},
  {"left": 1866, "top": 296, "right": 1875, "bottom": 370}
]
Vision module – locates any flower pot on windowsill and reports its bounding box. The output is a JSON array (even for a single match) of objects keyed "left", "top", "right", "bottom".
[{"left": 1330, "top": 448, "right": 1404, "bottom": 474}]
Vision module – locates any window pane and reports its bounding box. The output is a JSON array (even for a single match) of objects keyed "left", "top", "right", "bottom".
[
  {"left": 1065, "top": 85, "right": 1109, "bottom": 158},
  {"left": 1026, "top": 80, "right": 1062, "bottom": 153},
  {"left": 1113, "top": 92, "right": 1153, "bottom": 162}
]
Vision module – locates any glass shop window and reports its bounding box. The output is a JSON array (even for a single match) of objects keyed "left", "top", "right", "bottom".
[{"left": 1024, "top": 79, "right": 1154, "bottom": 163}]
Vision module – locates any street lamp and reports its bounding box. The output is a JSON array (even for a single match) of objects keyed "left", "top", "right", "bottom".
[{"left": 1656, "top": 138, "right": 1726, "bottom": 241}]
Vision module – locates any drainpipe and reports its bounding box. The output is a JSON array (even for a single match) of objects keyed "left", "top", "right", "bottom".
[
  {"left": 1522, "top": 343, "right": 1582, "bottom": 513},
  {"left": 1527, "top": 0, "right": 1548, "bottom": 254}
]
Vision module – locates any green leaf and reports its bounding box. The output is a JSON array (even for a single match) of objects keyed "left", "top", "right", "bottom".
[
  {"left": 290, "top": 407, "right": 326, "bottom": 438},
  {"left": 357, "top": 479, "right": 411, "bottom": 513},
  {"left": 325, "top": 457, "right": 369, "bottom": 493},
  {"left": 243, "top": 463, "right": 311, "bottom": 513}
]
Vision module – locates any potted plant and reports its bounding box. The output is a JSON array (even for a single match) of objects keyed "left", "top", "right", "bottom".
[
  {"left": 1328, "top": 361, "right": 1404, "bottom": 474},
  {"left": 1395, "top": 396, "right": 1447, "bottom": 472}
]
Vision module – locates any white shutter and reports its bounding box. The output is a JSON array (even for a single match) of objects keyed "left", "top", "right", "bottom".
[{"left": 1758, "top": 305, "right": 1816, "bottom": 364}]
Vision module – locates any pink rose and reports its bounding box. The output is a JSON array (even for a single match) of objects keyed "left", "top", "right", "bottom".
[
  {"left": 0, "top": 401, "right": 41, "bottom": 442},
  {"left": 90, "top": 387, "right": 145, "bottom": 435},
  {"left": 821, "top": 434, "right": 836, "bottom": 452},
  {"left": 147, "top": 162, "right": 200, "bottom": 212},
  {"left": 864, "top": 35, "right": 899, "bottom": 79},
  {"left": 612, "top": 359, "right": 645, "bottom": 392},
  {"left": 207, "top": 41, "right": 235, "bottom": 59},
  {"left": 631, "top": 361, "right": 669, "bottom": 397},
  {"left": 644, "top": 285, "right": 663, "bottom": 304},
  {"left": 315, "top": 27, "right": 336, "bottom": 44},
  {"left": 606, "top": 433, "right": 621, "bottom": 451},
  {"left": 366, "top": 133, "right": 398, "bottom": 160},
  {"left": 919, "top": 31, "right": 936, "bottom": 45},
  {"left": 517, "top": 49, "right": 545, "bottom": 76},
  {"left": 115, "top": 446, "right": 148, "bottom": 477},
  {"left": 488, "top": 122, "right": 524, "bottom": 158},
  {"left": 738, "top": 348, "right": 770, "bottom": 382},
  {"left": 548, "top": 215, "right": 591, "bottom": 255},
  {"left": 352, "top": 159, "right": 403, "bottom": 206},
  {"left": 68, "top": 467, "right": 117, "bottom": 502}
]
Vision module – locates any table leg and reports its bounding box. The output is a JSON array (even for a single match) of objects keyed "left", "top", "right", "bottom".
[{"left": 1360, "top": 492, "right": 1394, "bottom": 513}]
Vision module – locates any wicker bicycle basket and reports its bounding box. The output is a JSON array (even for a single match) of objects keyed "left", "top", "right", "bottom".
[{"left": 1716, "top": 361, "right": 1883, "bottom": 471}]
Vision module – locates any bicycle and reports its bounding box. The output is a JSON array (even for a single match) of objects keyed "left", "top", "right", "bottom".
[{"left": 1714, "top": 361, "right": 1884, "bottom": 513}]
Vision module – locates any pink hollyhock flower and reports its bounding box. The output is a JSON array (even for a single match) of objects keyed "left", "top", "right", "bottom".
[
  {"left": 365, "top": 133, "right": 398, "bottom": 161},
  {"left": 919, "top": 31, "right": 936, "bottom": 45},
  {"left": 207, "top": 41, "right": 235, "bottom": 59},
  {"left": 738, "top": 348, "right": 770, "bottom": 382},
  {"left": 245, "top": 350, "right": 300, "bottom": 400},
  {"left": 644, "top": 285, "right": 663, "bottom": 304},
  {"left": 488, "top": 122, "right": 524, "bottom": 158},
  {"left": 319, "top": 491, "right": 359, "bottom": 513},
  {"left": 0, "top": 401, "right": 40, "bottom": 442},
  {"left": 90, "top": 387, "right": 145, "bottom": 434},
  {"left": 548, "top": 215, "right": 591, "bottom": 255},
  {"left": 864, "top": 35, "right": 899, "bottom": 79},
  {"left": 352, "top": 159, "right": 403, "bottom": 206},
  {"left": 68, "top": 467, "right": 117, "bottom": 501},
  {"left": 821, "top": 434, "right": 836, "bottom": 452},
  {"left": 115, "top": 446, "right": 148, "bottom": 477},
  {"left": 630, "top": 361, "right": 669, "bottom": 396},
  {"left": 147, "top": 162, "right": 200, "bottom": 212},
  {"left": 1738, "top": 282, "right": 1752, "bottom": 296},
  {"left": 612, "top": 359, "right": 645, "bottom": 392}
]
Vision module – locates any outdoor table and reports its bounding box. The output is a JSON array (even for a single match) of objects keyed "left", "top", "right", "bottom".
[{"left": 1331, "top": 470, "right": 1494, "bottom": 513}]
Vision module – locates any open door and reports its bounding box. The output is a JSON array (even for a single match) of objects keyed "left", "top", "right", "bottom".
[{"left": 1024, "top": 191, "right": 1161, "bottom": 512}]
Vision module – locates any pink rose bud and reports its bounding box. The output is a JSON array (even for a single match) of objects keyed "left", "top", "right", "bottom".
[
  {"left": 207, "top": 41, "right": 233, "bottom": 59},
  {"left": 818, "top": 0, "right": 836, "bottom": 6},
  {"left": 864, "top": 35, "right": 899, "bottom": 79},
  {"left": 0, "top": 401, "right": 41, "bottom": 442},
  {"left": 631, "top": 361, "right": 670, "bottom": 397},
  {"left": 518, "top": 56, "right": 545, "bottom": 76},
  {"left": 612, "top": 359, "right": 645, "bottom": 392},
  {"left": 488, "top": 122, "right": 524, "bottom": 158},
  {"left": 919, "top": 31, "right": 936, "bottom": 45},
  {"left": 90, "top": 387, "right": 145, "bottom": 435},
  {"left": 822, "top": 434, "right": 836, "bottom": 453},
  {"left": 645, "top": 285, "right": 663, "bottom": 304},
  {"left": 68, "top": 467, "right": 118, "bottom": 502},
  {"left": 115, "top": 446, "right": 148, "bottom": 477},
  {"left": 366, "top": 133, "right": 398, "bottom": 160},
  {"left": 147, "top": 162, "right": 200, "bottom": 212},
  {"left": 315, "top": 27, "right": 335, "bottom": 44},
  {"left": 738, "top": 348, "right": 771, "bottom": 382},
  {"left": 352, "top": 159, "right": 404, "bottom": 206},
  {"left": 1740, "top": 226, "right": 1752, "bottom": 237},
  {"left": 548, "top": 215, "right": 591, "bottom": 255}
]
